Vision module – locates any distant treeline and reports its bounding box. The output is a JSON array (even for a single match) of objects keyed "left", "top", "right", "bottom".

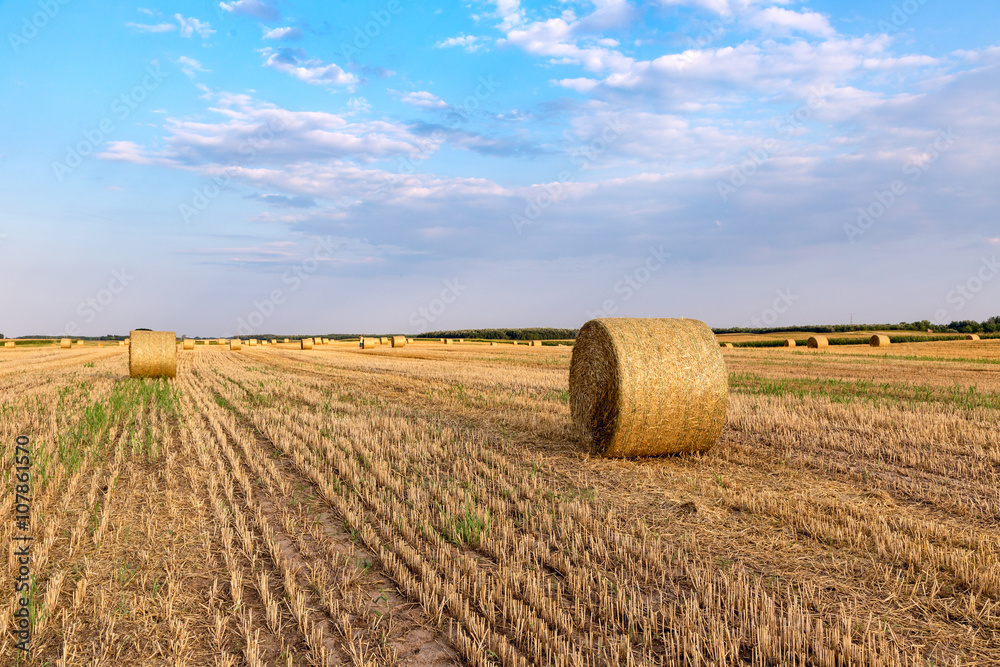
[
  {"left": 714, "top": 317, "right": 1000, "bottom": 335},
  {"left": 730, "top": 334, "right": 1000, "bottom": 348},
  {"left": 421, "top": 328, "right": 580, "bottom": 341}
]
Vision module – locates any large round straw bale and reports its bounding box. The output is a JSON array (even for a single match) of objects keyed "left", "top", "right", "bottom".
[
  {"left": 129, "top": 330, "right": 177, "bottom": 379},
  {"left": 301, "top": 338, "right": 314, "bottom": 350},
  {"left": 248, "top": 338, "right": 257, "bottom": 346},
  {"left": 361, "top": 337, "right": 379, "bottom": 349},
  {"left": 966, "top": 334, "right": 980, "bottom": 341},
  {"left": 870, "top": 335, "right": 891, "bottom": 347},
  {"left": 60, "top": 338, "right": 72, "bottom": 349},
  {"left": 530, "top": 340, "right": 542, "bottom": 347},
  {"left": 76, "top": 340, "right": 85, "bottom": 347},
  {"left": 230, "top": 339, "right": 242, "bottom": 350},
  {"left": 391, "top": 335, "right": 406, "bottom": 348},
  {"left": 570, "top": 318, "right": 727, "bottom": 457},
  {"left": 379, "top": 337, "right": 388, "bottom": 345},
  {"left": 118, "top": 341, "right": 125, "bottom": 347},
  {"left": 807, "top": 336, "right": 828, "bottom": 349},
  {"left": 4, "top": 341, "right": 14, "bottom": 348},
  {"left": 183, "top": 339, "right": 195, "bottom": 350},
  {"left": 283, "top": 338, "right": 290, "bottom": 343},
  {"left": 783, "top": 339, "right": 796, "bottom": 347},
  {"left": 444, "top": 339, "right": 452, "bottom": 345}
]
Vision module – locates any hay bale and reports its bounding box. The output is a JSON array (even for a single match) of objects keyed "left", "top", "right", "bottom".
[
  {"left": 966, "top": 334, "right": 981, "bottom": 341},
  {"left": 361, "top": 337, "right": 379, "bottom": 349},
  {"left": 301, "top": 338, "right": 314, "bottom": 350},
  {"left": 183, "top": 339, "right": 195, "bottom": 350},
  {"left": 530, "top": 340, "right": 542, "bottom": 347},
  {"left": 284, "top": 338, "right": 290, "bottom": 343},
  {"left": 76, "top": 340, "right": 85, "bottom": 347},
  {"left": 60, "top": 338, "right": 72, "bottom": 349},
  {"left": 4, "top": 341, "right": 14, "bottom": 348},
  {"left": 118, "top": 341, "right": 125, "bottom": 347},
  {"left": 490, "top": 342, "right": 496, "bottom": 346},
  {"left": 391, "top": 335, "right": 406, "bottom": 348},
  {"left": 722, "top": 343, "right": 734, "bottom": 348},
  {"left": 807, "top": 336, "right": 829, "bottom": 349},
  {"left": 870, "top": 335, "right": 891, "bottom": 347},
  {"left": 229, "top": 339, "right": 241, "bottom": 350},
  {"left": 444, "top": 339, "right": 452, "bottom": 345},
  {"left": 129, "top": 330, "right": 177, "bottom": 379},
  {"left": 570, "top": 318, "right": 727, "bottom": 457},
  {"left": 379, "top": 337, "right": 388, "bottom": 345},
  {"left": 248, "top": 339, "right": 257, "bottom": 346},
  {"left": 783, "top": 339, "right": 796, "bottom": 347}
]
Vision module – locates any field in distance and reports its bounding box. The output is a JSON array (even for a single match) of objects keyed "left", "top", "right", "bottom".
[{"left": 0, "top": 339, "right": 998, "bottom": 665}]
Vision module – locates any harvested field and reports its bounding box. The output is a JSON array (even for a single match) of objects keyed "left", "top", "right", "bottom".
[{"left": 1, "top": 340, "right": 998, "bottom": 665}]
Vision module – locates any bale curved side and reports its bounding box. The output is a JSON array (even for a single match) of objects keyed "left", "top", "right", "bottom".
[
  {"left": 182, "top": 339, "right": 195, "bottom": 350},
  {"left": 807, "top": 336, "right": 829, "bottom": 349},
  {"left": 301, "top": 338, "right": 314, "bottom": 350},
  {"left": 230, "top": 340, "right": 242, "bottom": 350},
  {"left": 870, "top": 335, "right": 891, "bottom": 347},
  {"left": 569, "top": 318, "right": 728, "bottom": 458},
  {"left": 966, "top": 334, "right": 981, "bottom": 341},
  {"left": 391, "top": 335, "right": 406, "bottom": 348},
  {"left": 722, "top": 343, "right": 734, "bottom": 348},
  {"left": 784, "top": 339, "right": 796, "bottom": 347},
  {"left": 129, "top": 330, "right": 177, "bottom": 378}
]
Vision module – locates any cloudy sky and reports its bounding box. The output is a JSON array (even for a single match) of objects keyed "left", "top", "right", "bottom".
[{"left": 2, "top": 0, "right": 999, "bottom": 337}]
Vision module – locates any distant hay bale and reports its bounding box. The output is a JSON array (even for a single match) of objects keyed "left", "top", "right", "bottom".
[
  {"left": 248, "top": 339, "right": 258, "bottom": 346},
  {"left": 722, "top": 343, "right": 734, "bottom": 348},
  {"left": 490, "top": 342, "right": 496, "bottom": 346},
  {"left": 870, "top": 335, "right": 891, "bottom": 347},
  {"left": 391, "top": 335, "right": 406, "bottom": 348},
  {"left": 218, "top": 338, "right": 226, "bottom": 345},
  {"left": 230, "top": 339, "right": 241, "bottom": 350},
  {"left": 60, "top": 338, "right": 72, "bottom": 349},
  {"left": 570, "top": 318, "right": 728, "bottom": 457},
  {"left": 807, "top": 336, "right": 829, "bottom": 349},
  {"left": 283, "top": 338, "right": 289, "bottom": 343},
  {"left": 966, "top": 334, "right": 981, "bottom": 341},
  {"left": 129, "top": 330, "right": 177, "bottom": 379},
  {"left": 530, "top": 340, "right": 542, "bottom": 347},
  {"left": 380, "top": 337, "right": 388, "bottom": 345},
  {"left": 183, "top": 339, "right": 195, "bottom": 350},
  {"left": 4, "top": 341, "right": 14, "bottom": 348},
  {"left": 783, "top": 339, "right": 796, "bottom": 347},
  {"left": 118, "top": 341, "right": 125, "bottom": 347},
  {"left": 301, "top": 338, "right": 314, "bottom": 350},
  {"left": 444, "top": 339, "right": 452, "bottom": 345},
  {"left": 361, "top": 337, "right": 379, "bottom": 349},
  {"left": 76, "top": 340, "right": 85, "bottom": 347}
]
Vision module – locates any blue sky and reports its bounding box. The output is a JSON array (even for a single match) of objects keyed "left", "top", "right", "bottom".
[{"left": 2, "top": 0, "right": 999, "bottom": 337}]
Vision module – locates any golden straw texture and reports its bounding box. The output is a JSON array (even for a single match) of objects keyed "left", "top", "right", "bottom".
[
  {"left": 230, "top": 340, "right": 242, "bottom": 350},
  {"left": 807, "top": 336, "right": 829, "bottom": 349},
  {"left": 444, "top": 339, "right": 452, "bottom": 345},
  {"left": 530, "top": 340, "right": 542, "bottom": 347},
  {"left": 182, "top": 339, "right": 195, "bottom": 350},
  {"left": 870, "top": 335, "right": 891, "bottom": 347},
  {"left": 391, "top": 335, "right": 406, "bottom": 348},
  {"left": 722, "top": 343, "right": 734, "bottom": 348},
  {"left": 784, "top": 339, "right": 796, "bottom": 347},
  {"left": 301, "top": 338, "right": 314, "bottom": 350},
  {"left": 3, "top": 341, "right": 14, "bottom": 348},
  {"left": 129, "top": 330, "right": 177, "bottom": 379},
  {"left": 966, "top": 334, "right": 981, "bottom": 341},
  {"left": 569, "top": 318, "right": 728, "bottom": 457},
  {"left": 60, "top": 338, "right": 72, "bottom": 349},
  {"left": 361, "top": 337, "right": 379, "bottom": 349}
]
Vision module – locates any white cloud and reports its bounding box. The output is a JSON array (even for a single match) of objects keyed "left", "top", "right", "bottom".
[
  {"left": 175, "top": 56, "right": 209, "bottom": 79},
  {"left": 397, "top": 91, "right": 449, "bottom": 110},
  {"left": 435, "top": 34, "right": 485, "bottom": 53},
  {"left": 748, "top": 7, "right": 835, "bottom": 38},
  {"left": 219, "top": 0, "right": 281, "bottom": 21},
  {"left": 259, "top": 48, "right": 357, "bottom": 88},
  {"left": 262, "top": 26, "right": 303, "bottom": 40},
  {"left": 125, "top": 22, "right": 176, "bottom": 33},
  {"left": 175, "top": 14, "right": 215, "bottom": 39}
]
